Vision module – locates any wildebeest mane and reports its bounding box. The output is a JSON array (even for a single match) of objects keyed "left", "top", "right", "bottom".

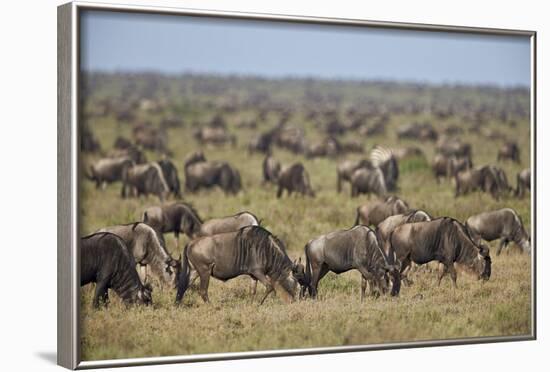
[
  {"left": 178, "top": 202, "right": 203, "bottom": 224},
  {"left": 235, "top": 226, "right": 291, "bottom": 279}
]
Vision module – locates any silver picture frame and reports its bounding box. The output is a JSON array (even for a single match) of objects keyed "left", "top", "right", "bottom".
[{"left": 57, "top": 1, "right": 537, "bottom": 369}]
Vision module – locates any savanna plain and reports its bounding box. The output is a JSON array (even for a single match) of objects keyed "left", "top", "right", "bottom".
[{"left": 79, "top": 74, "right": 532, "bottom": 360}]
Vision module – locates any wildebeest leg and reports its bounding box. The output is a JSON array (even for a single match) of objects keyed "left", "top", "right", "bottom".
[
  {"left": 400, "top": 257, "right": 413, "bottom": 286},
  {"left": 250, "top": 278, "right": 258, "bottom": 296},
  {"left": 361, "top": 277, "right": 367, "bottom": 302},
  {"left": 251, "top": 271, "right": 274, "bottom": 305},
  {"left": 276, "top": 186, "right": 283, "bottom": 198},
  {"left": 437, "top": 264, "right": 450, "bottom": 287},
  {"left": 174, "top": 232, "right": 180, "bottom": 250},
  {"left": 93, "top": 281, "right": 109, "bottom": 309},
  {"left": 448, "top": 265, "right": 458, "bottom": 288},
  {"left": 138, "top": 264, "right": 148, "bottom": 284},
  {"left": 497, "top": 239, "right": 508, "bottom": 256},
  {"left": 198, "top": 271, "right": 211, "bottom": 303},
  {"left": 310, "top": 264, "right": 329, "bottom": 299}
]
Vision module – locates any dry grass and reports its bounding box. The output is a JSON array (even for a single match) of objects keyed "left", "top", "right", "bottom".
[{"left": 79, "top": 75, "right": 532, "bottom": 361}]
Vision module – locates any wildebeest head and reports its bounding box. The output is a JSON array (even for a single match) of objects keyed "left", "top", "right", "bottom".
[
  {"left": 181, "top": 214, "right": 203, "bottom": 239},
  {"left": 135, "top": 283, "right": 153, "bottom": 306},
  {"left": 292, "top": 257, "right": 308, "bottom": 293},
  {"left": 468, "top": 242, "right": 491, "bottom": 281},
  {"left": 164, "top": 258, "right": 181, "bottom": 288}
]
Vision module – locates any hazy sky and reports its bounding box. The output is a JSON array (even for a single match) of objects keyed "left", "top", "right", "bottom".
[{"left": 80, "top": 10, "right": 531, "bottom": 87}]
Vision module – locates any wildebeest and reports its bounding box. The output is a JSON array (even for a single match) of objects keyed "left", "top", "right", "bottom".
[
  {"left": 81, "top": 232, "right": 153, "bottom": 308},
  {"left": 397, "top": 122, "right": 438, "bottom": 141},
  {"left": 304, "top": 225, "right": 401, "bottom": 301},
  {"left": 465, "top": 208, "right": 530, "bottom": 255},
  {"left": 199, "top": 211, "right": 260, "bottom": 237},
  {"left": 393, "top": 146, "right": 424, "bottom": 160},
  {"left": 389, "top": 218, "right": 491, "bottom": 287},
  {"left": 184, "top": 152, "right": 242, "bottom": 195},
  {"left": 306, "top": 137, "right": 339, "bottom": 158},
  {"left": 121, "top": 162, "right": 170, "bottom": 201},
  {"left": 142, "top": 202, "right": 203, "bottom": 248},
  {"left": 277, "top": 163, "right": 315, "bottom": 198},
  {"left": 274, "top": 125, "right": 306, "bottom": 154},
  {"left": 262, "top": 154, "right": 281, "bottom": 184},
  {"left": 175, "top": 226, "right": 300, "bottom": 304},
  {"left": 354, "top": 196, "right": 410, "bottom": 226},
  {"left": 515, "top": 168, "right": 531, "bottom": 198},
  {"left": 336, "top": 158, "right": 370, "bottom": 193},
  {"left": 194, "top": 126, "right": 236, "bottom": 146},
  {"left": 455, "top": 165, "right": 511, "bottom": 200},
  {"left": 81, "top": 124, "right": 101, "bottom": 153},
  {"left": 436, "top": 137, "right": 472, "bottom": 159},
  {"left": 97, "top": 222, "right": 179, "bottom": 288},
  {"left": 157, "top": 159, "right": 181, "bottom": 198},
  {"left": 133, "top": 122, "right": 169, "bottom": 154},
  {"left": 432, "top": 154, "right": 472, "bottom": 183},
  {"left": 88, "top": 157, "right": 134, "bottom": 189},
  {"left": 497, "top": 141, "right": 520, "bottom": 163},
  {"left": 109, "top": 142, "right": 147, "bottom": 164},
  {"left": 376, "top": 210, "right": 432, "bottom": 244},
  {"left": 349, "top": 147, "right": 398, "bottom": 197}
]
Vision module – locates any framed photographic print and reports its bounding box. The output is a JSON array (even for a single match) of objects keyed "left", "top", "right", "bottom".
[{"left": 57, "top": 1, "right": 536, "bottom": 369}]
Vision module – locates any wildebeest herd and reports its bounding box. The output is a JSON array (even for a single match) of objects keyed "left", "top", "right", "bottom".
[{"left": 78, "top": 74, "right": 532, "bottom": 357}]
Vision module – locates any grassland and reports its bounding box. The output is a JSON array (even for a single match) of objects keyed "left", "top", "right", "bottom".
[{"left": 79, "top": 74, "right": 532, "bottom": 361}]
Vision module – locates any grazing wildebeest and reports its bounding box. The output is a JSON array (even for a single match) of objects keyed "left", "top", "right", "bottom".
[
  {"left": 194, "top": 126, "right": 236, "bottom": 146},
  {"left": 88, "top": 157, "right": 134, "bottom": 189},
  {"left": 262, "top": 154, "right": 281, "bottom": 184},
  {"left": 354, "top": 196, "right": 410, "bottom": 226},
  {"left": 81, "top": 232, "right": 153, "bottom": 308},
  {"left": 184, "top": 152, "right": 242, "bottom": 195},
  {"left": 376, "top": 210, "right": 432, "bottom": 244},
  {"left": 304, "top": 225, "right": 401, "bottom": 301},
  {"left": 455, "top": 165, "right": 510, "bottom": 200},
  {"left": 199, "top": 211, "right": 260, "bottom": 237},
  {"left": 274, "top": 126, "right": 307, "bottom": 154},
  {"left": 397, "top": 122, "right": 438, "bottom": 141},
  {"left": 157, "top": 159, "right": 181, "bottom": 198},
  {"left": 133, "top": 123, "right": 169, "bottom": 154},
  {"left": 515, "top": 168, "right": 531, "bottom": 198},
  {"left": 497, "top": 141, "right": 520, "bottom": 163},
  {"left": 121, "top": 162, "right": 170, "bottom": 201},
  {"left": 175, "top": 226, "right": 300, "bottom": 304},
  {"left": 336, "top": 158, "right": 371, "bottom": 193},
  {"left": 248, "top": 127, "right": 279, "bottom": 154},
  {"left": 389, "top": 218, "right": 491, "bottom": 288},
  {"left": 465, "top": 208, "right": 530, "bottom": 255},
  {"left": 350, "top": 167, "right": 387, "bottom": 197},
  {"left": 436, "top": 137, "right": 472, "bottom": 159},
  {"left": 306, "top": 137, "right": 340, "bottom": 158},
  {"left": 432, "top": 154, "right": 472, "bottom": 183},
  {"left": 277, "top": 163, "right": 315, "bottom": 198},
  {"left": 142, "top": 202, "right": 203, "bottom": 248},
  {"left": 97, "top": 222, "right": 179, "bottom": 288}
]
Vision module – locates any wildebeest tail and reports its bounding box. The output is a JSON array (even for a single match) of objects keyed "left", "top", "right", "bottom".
[
  {"left": 175, "top": 244, "right": 190, "bottom": 305},
  {"left": 304, "top": 242, "right": 313, "bottom": 295}
]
